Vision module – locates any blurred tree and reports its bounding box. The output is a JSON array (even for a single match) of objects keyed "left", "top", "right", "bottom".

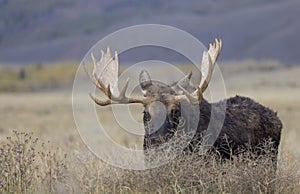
[{"left": 19, "top": 67, "right": 26, "bottom": 80}]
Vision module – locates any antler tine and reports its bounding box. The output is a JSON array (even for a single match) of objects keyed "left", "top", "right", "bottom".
[
  {"left": 89, "top": 92, "right": 112, "bottom": 106},
  {"left": 199, "top": 53, "right": 213, "bottom": 93},
  {"left": 176, "top": 38, "right": 222, "bottom": 104},
  {"left": 118, "top": 78, "right": 129, "bottom": 100},
  {"left": 100, "top": 50, "right": 104, "bottom": 63},
  {"left": 85, "top": 48, "right": 146, "bottom": 106},
  {"left": 107, "top": 84, "right": 112, "bottom": 99},
  {"left": 178, "top": 85, "right": 203, "bottom": 104},
  {"left": 89, "top": 92, "right": 145, "bottom": 106},
  {"left": 91, "top": 53, "right": 97, "bottom": 69},
  {"left": 83, "top": 60, "right": 114, "bottom": 102},
  {"left": 82, "top": 62, "right": 102, "bottom": 91},
  {"left": 200, "top": 38, "right": 222, "bottom": 92},
  {"left": 209, "top": 38, "right": 222, "bottom": 65},
  {"left": 90, "top": 69, "right": 110, "bottom": 98}
]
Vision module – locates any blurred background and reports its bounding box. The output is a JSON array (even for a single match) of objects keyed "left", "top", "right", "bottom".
[
  {"left": 0, "top": 0, "right": 299, "bottom": 64},
  {"left": 0, "top": 0, "right": 299, "bottom": 159}
]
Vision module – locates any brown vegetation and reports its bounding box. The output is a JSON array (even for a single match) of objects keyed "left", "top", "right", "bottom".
[{"left": 0, "top": 131, "right": 299, "bottom": 193}]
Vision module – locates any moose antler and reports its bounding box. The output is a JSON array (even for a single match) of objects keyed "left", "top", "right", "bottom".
[
  {"left": 83, "top": 48, "right": 145, "bottom": 106},
  {"left": 178, "top": 38, "right": 222, "bottom": 104},
  {"left": 84, "top": 39, "right": 222, "bottom": 106}
]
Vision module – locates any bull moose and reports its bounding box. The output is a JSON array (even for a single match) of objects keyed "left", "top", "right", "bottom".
[{"left": 83, "top": 39, "right": 282, "bottom": 160}]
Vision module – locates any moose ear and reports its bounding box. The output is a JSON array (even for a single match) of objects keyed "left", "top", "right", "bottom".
[
  {"left": 176, "top": 71, "right": 192, "bottom": 89},
  {"left": 172, "top": 71, "right": 196, "bottom": 94},
  {"left": 139, "top": 70, "right": 152, "bottom": 90}
]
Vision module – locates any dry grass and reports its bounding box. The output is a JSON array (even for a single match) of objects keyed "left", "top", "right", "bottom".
[
  {"left": 0, "top": 131, "right": 67, "bottom": 193},
  {"left": 0, "top": 60, "right": 300, "bottom": 193},
  {"left": 0, "top": 131, "right": 299, "bottom": 193}
]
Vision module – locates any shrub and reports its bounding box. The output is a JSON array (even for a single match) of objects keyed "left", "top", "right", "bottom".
[{"left": 0, "top": 130, "right": 67, "bottom": 193}]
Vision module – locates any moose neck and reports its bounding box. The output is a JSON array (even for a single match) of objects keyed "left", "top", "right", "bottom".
[
  {"left": 197, "top": 99, "right": 212, "bottom": 133},
  {"left": 143, "top": 99, "right": 212, "bottom": 150}
]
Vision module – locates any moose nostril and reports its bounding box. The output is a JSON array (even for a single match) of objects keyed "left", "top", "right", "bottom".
[{"left": 148, "top": 101, "right": 167, "bottom": 134}]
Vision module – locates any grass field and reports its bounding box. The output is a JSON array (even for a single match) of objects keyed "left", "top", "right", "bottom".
[
  {"left": 0, "top": 61, "right": 77, "bottom": 92},
  {"left": 0, "top": 61, "right": 299, "bottom": 193}
]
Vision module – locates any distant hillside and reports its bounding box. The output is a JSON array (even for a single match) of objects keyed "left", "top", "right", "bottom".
[{"left": 0, "top": 0, "right": 299, "bottom": 64}]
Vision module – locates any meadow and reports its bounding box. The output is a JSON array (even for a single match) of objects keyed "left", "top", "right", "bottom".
[{"left": 0, "top": 61, "right": 299, "bottom": 193}]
